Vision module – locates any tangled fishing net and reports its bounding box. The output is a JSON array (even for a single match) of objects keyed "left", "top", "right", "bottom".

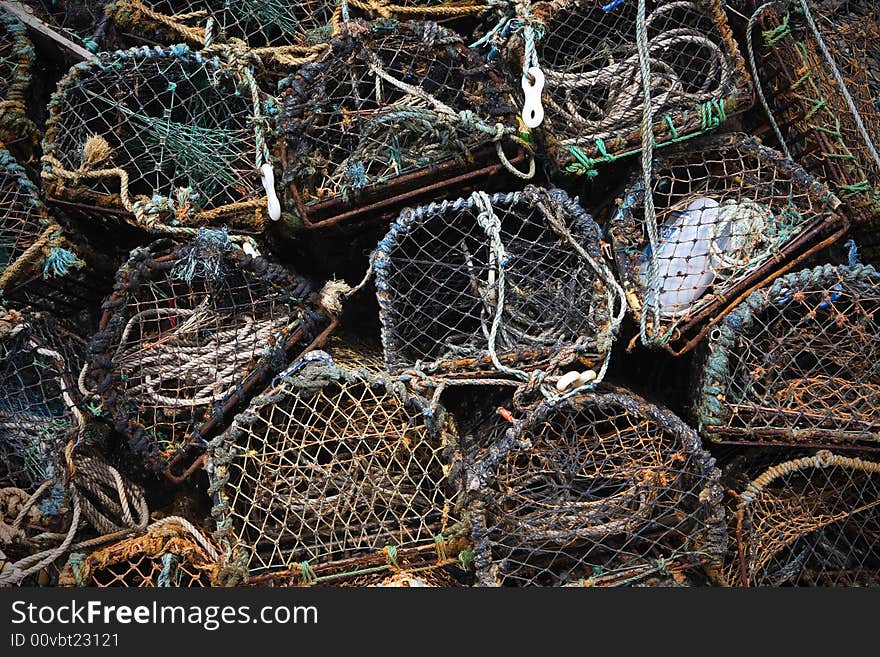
[
  {"left": 695, "top": 263, "right": 880, "bottom": 449},
  {"left": 373, "top": 185, "right": 624, "bottom": 380},
  {"left": 278, "top": 19, "right": 531, "bottom": 229},
  {"left": 0, "top": 13, "right": 37, "bottom": 155},
  {"left": 42, "top": 44, "right": 276, "bottom": 234},
  {"left": 609, "top": 133, "right": 847, "bottom": 352},
  {"left": 1, "top": 149, "right": 84, "bottom": 301},
  {"left": 59, "top": 517, "right": 220, "bottom": 587},
  {"left": 488, "top": 0, "right": 751, "bottom": 175},
  {"left": 466, "top": 387, "right": 726, "bottom": 586},
  {"left": 85, "top": 232, "right": 329, "bottom": 475},
  {"left": 207, "top": 353, "right": 467, "bottom": 585},
  {"left": 0, "top": 309, "right": 86, "bottom": 494},
  {"left": 720, "top": 449, "right": 880, "bottom": 586},
  {"left": 746, "top": 0, "right": 880, "bottom": 263}
]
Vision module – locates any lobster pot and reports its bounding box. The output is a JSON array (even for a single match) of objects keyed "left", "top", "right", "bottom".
[
  {"left": 609, "top": 133, "right": 847, "bottom": 352},
  {"left": 467, "top": 388, "right": 726, "bottom": 586},
  {"left": 0, "top": 309, "right": 85, "bottom": 493},
  {"left": 86, "top": 233, "right": 329, "bottom": 474},
  {"left": 58, "top": 520, "right": 220, "bottom": 587},
  {"left": 278, "top": 19, "right": 526, "bottom": 230},
  {"left": 497, "top": 0, "right": 752, "bottom": 175},
  {"left": 374, "top": 186, "right": 616, "bottom": 377},
  {"left": 207, "top": 356, "right": 466, "bottom": 583},
  {"left": 21, "top": 0, "right": 114, "bottom": 52},
  {"left": 722, "top": 450, "right": 880, "bottom": 587},
  {"left": 243, "top": 543, "right": 473, "bottom": 587},
  {"left": 42, "top": 45, "right": 272, "bottom": 233},
  {"left": 0, "top": 14, "right": 36, "bottom": 155},
  {"left": 695, "top": 264, "right": 880, "bottom": 449},
  {"left": 750, "top": 2, "right": 880, "bottom": 239}
]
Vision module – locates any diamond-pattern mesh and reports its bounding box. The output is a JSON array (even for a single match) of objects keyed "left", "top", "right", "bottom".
[
  {"left": 467, "top": 388, "right": 726, "bottom": 586},
  {"left": 0, "top": 309, "right": 85, "bottom": 492},
  {"left": 87, "top": 234, "right": 327, "bottom": 473},
  {"left": 208, "top": 357, "right": 465, "bottom": 582},
  {"left": 721, "top": 450, "right": 880, "bottom": 587},
  {"left": 42, "top": 46, "right": 268, "bottom": 232},
  {"left": 497, "top": 0, "right": 751, "bottom": 174},
  {"left": 609, "top": 133, "right": 846, "bottom": 350},
  {"left": 278, "top": 19, "right": 520, "bottom": 227},
  {"left": 696, "top": 264, "right": 880, "bottom": 448},
  {"left": 374, "top": 186, "right": 614, "bottom": 376}
]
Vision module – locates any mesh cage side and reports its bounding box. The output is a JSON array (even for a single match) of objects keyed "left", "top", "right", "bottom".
[
  {"left": 468, "top": 387, "right": 726, "bottom": 586},
  {"left": 695, "top": 263, "right": 880, "bottom": 448},
  {"left": 609, "top": 133, "right": 846, "bottom": 348},
  {"left": 42, "top": 46, "right": 267, "bottom": 231},
  {"left": 0, "top": 13, "right": 37, "bottom": 152},
  {"left": 21, "top": 0, "right": 113, "bottom": 52},
  {"left": 208, "top": 358, "right": 466, "bottom": 580},
  {"left": 87, "top": 235, "right": 326, "bottom": 473},
  {"left": 0, "top": 309, "right": 86, "bottom": 493},
  {"left": 374, "top": 185, "right": 611, "bottom": 375},
  {"left": 59, "top": 521, "right": 220, "bottom": 587},
  {"left": 500, "top": 0, "right": 752, "bottom": 174},
  {"left": 279, "top": 19, "right": 519, "bottom": 219},
  {"left": 724, "top": 450, "right": 880, "bottom": 587}
]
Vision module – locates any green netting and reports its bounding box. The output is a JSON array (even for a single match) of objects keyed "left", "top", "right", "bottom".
[
  {"left": 695, "top": 263, "right": 880, "bottom": 449},
  {"left": 42, "top": 44, "right": 275, "bottom": 235},
  {"left": 609, "top": 133, "right": 846, "bottom": 352},
  {"left": 0, "top": 13, "right": 37, "bottom": 155}
]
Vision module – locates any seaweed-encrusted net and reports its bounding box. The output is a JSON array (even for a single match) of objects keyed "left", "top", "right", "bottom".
[
  {"left": 59, "top": 518, "right": 220, "bottom": 587},
  {"left": 374, "top": 185, "right": 624, "bottom": 377},
  {"left": 749, "top": 1, "right": 880, "bottom": 232},
  {"left": 609, "top": 133, "right": 846, "bottom": 351},
  {"left": 208, "top": 355, "right": 466, "bottom": 583},
  {"left": 87, "top": 232, "right": 328, "bottom": 473},
  {"left": 42, "top": 45, "right": 273, "bottom": 233},
  {"left": 695, "top": 263, "right": 880, "bottom": 448},
  {"left": 279, "top": 19, "right": 527, "bottom": 227},
  {"left": 723, "top": 450, "right": 880, "bottom": 587},
  {"left": 494, "top": 0, "right": 751, "bottom": 175},
  {"left": 0, "top": 309, "right": 85, "bottom": 492},
  {"left": 0, "top": 13, "right": 37, "bottom": 152},
  {"left": 466, "top": 388, "right": 726, "bottom": 586}
]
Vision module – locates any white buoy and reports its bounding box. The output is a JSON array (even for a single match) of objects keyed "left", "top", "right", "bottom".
[{"left": 260, "top": 162, "right": 281, "bottom": 221}]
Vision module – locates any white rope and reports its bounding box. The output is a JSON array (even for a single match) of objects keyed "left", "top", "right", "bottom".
[{"left": 747, "top": 1, "right": 792, "bottom": 159}]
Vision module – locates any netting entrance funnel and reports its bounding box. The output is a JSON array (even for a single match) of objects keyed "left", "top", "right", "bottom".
[
  {"left": 466, "top": 387, "right": 726, "bottom": 586},
  {"left": 373, "top": 185, "right": 623, "bottom": 378},
  {"left": 609, "top": 133, "right": 848, "bottom": 353},
  {"left": 86, "top": 232, "right": 330, "bottom": 476},
  {"left": 59, "top": 518, "right": 221, "bottom": 587},
  {"left": 0, "top": 309, "right": 86, "bottom": 493},
  {"left": 491, "top": 0, "right": 752, "bottom": 176},
  {"left": 0, "top": 13, "right": 37, "bottom": 156},
  {"left": 720, "top": 450, "right": 880, "bottom": 587},
  {"left": 207, "top": 354, "right": 467, "bottom": 586},
  {"left": 747, "top": 2, "right": 880, "bottom": 247},
  {"left": 694, "top": 263, "right": 880, "bottom": 450},
  {"left": 278, "top": 19, "right": 530, "bottom": 230},
  {"left": 42, "top": 45, "right": 276, "bottom": 235}
]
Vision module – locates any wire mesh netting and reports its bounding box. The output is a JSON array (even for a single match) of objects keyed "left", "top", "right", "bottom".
[
  {"left": 609, "top": 133, "right": 848, "bottom": 352},
  {"left": 21, "top": 0, "right": 114, "bottom": 52},
  {"left": 695, "top": 263, "right": 880, "bottom": 449},
  {"left": 0, "top": 309, "right": 86, "bottom": 494},
  {"left": 207, "top": 354, "right": 467, "bottom": 584},
  {"left": 748, "top": 0, "right": 880, "bottom": 262},
  {"left": 58, "top": 519, "right": 221, "bottom": 587},
  {"left": 0, "top": 13, "right": 37, "bottom": 154},
  {"left": 719, "top": 449, "right": 880, "bottom": 587},
  {"left": 278, "top": 19, "right": 529, "bottom": 229},
  {"left": 86, "top": 232, "right": 329, "bottom": 474},
  {"left": 374, "top": 185, "right": 623, "bottom": 378},
  {"left": 491, "top": 0, "right": 752, "bottom": 176},
  {"left": 42, "top": 45, "right": 274, "bottom": 234},
  {"left": 466, "top": 387, "right": 726, "bottom": 586}
]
